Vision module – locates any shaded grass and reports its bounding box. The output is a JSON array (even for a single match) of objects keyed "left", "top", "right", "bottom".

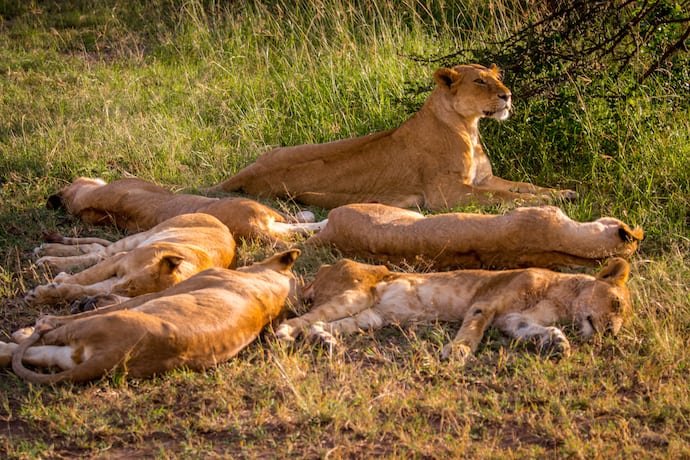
[{"left": 1, "top": 0, "right": 688, "bottom": 458}]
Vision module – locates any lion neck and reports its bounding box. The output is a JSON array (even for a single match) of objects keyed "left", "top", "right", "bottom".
[{"left": 403, "top": 89, "right": 481, "bottom": 141}]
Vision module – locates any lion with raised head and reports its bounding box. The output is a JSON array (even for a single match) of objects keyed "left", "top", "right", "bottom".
[
  {"left": 207, "top": 64, "right": 576, "bottom": 210},
  {"left": 276, "top": 257, "right": 632, "bottom": 363}
]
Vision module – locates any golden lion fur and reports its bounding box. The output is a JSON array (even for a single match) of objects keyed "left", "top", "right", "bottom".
[
  {"left": 25, "top": 213, "right": 236, "bottom": 307},
  {"left": 276, "top": 257, "right": 632, "bottom": 363},
  {"left": 3, "top": 250, "right": 300, "bottom": 383},
  {"left": 207, "top": 64, "right": 576, "bottom": 209},
  {"left": 306, "top": 204, "right": 644, "bottom": 269},
  {"left": 49, "top": 177, "right": 325, "bottom": 246}
]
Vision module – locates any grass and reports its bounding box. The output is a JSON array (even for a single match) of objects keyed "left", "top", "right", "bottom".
[{"left": 1, "top": 0, "right": 689, "bottom": 458}]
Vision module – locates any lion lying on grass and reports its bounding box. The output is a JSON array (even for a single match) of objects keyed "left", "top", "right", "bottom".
[
  {"left": 276, "top": 257, "right": 632, "bottom": 363},
  {"left": 49, "top": 177, "right": 325, "bottom": 246},
  {"left": 306, "top": 204, "right": 644, "bottom": 269},
  {"left": 207, "top": 64, "right": 576, "bottom": 209},
  {"left": 2, "top": 250, "right": 300, "bottom": 383},
  {"left": 25, "top": 213, "right": 235, "bottom": 308}
]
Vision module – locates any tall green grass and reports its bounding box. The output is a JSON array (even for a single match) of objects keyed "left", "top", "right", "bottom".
[{"left": 1, "top": 1, "right": 688, "bottom": 457}]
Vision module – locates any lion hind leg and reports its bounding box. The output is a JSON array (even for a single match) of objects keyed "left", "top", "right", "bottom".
[{"left": 267, "top": 219, "right": 328, "bottom": 238}]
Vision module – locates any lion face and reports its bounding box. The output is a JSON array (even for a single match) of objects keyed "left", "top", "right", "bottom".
[
  {"left": 433, "top": 64, "right": 512, "bottom": 121},
  {"left": 111, "top": 247, "right": 187, "bottom": 298},
  {"left": 573, "top": 258, "right": 632, "bottom": 338}
]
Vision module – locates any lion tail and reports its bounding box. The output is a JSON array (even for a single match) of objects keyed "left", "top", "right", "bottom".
[{"left": 12, "top": 328, "right": 110, "bottom": 385}]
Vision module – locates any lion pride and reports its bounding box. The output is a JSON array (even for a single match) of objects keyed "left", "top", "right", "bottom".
[{"left": 207, "top": 64, "right": 576, "bottom": 209}]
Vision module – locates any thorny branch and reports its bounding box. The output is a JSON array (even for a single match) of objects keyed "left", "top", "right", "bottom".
[{"left": 423, "top": 0, "right": 690, "bottom": 99}]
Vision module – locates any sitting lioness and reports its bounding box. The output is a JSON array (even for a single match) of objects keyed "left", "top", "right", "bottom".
[
  {"left": 276, "top": 257, "right": 632, "bottom": 363},
  {"left": 3, "top": 250, "right": 299, "bottom": 383},
  {"left": 306, "top": 204, "right": 644, "bottom": 269},
  {"left": 49, "top": 177, "right": 325, "bottom": 246},
  {"left": 25, "top": 213, "right": 235, "bottom": 307},
  {"left": 207, "top": 64, "right": 576, "bottom": 209}
]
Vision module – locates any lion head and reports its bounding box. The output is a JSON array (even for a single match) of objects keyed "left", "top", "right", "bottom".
[
  {"left": 433, "top": 63, "right": 512, "bottom": 121},
  {"left": 574, "top": 257, "right": 632, "bottom": 338}
]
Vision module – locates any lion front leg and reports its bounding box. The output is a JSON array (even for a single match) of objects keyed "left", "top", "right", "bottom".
[
  {"left": 35, "top": 252, "right": 107, "bottom": 274},
  {"left": 25, "top": 279, "right": 118, "bottom": 306},
  {"left": 480, "top": 176, "right": 577, "bottom": 202},
  {"left": 494, "top": 312, "right": 571, "bottom": 357},
  {"left": 424, "top": 180, "right": 547, "bottom": 210},
  {"left": 308, "top": 308, "right": 387, "bottom": 348},
  {"left": 275, "top": 289, "right": 375, "bottom": 342},
  {"left": 441, "top": 301, "right": 497, "bottom": 364}
]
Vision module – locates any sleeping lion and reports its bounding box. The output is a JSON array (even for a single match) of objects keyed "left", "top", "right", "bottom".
[
  {"left": 207, "top": 64, "right": 576, "bottom": 209},
  {"left": 3, "top": 250, "right": 300, "bottom": 383},
  {"left": 276, "top": 257, "right": 632, "bottom": 363}
]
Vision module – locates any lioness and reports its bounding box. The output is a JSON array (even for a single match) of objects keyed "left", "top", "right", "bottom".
[
  {"left": 49, "top": 177, "right": 325, "bottom": 246},
  {"left": 207, "top": 64, "right": 576, "bottom": 209},
  {"left": 25, "top": 213, "right": 235, "bottom": 307},
  {"left": 3, "top": 250, "right": 300, "bottom": 383},
  {"left": 306, "top": 204, "right": 644, "bottom": 269},
  {"left": 275, "top": 257, "right": 632, "bottom": 363}
]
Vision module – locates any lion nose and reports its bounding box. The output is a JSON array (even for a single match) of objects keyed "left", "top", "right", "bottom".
[{"left": 498, "top": 92, "right": 511, "bottom": 102}]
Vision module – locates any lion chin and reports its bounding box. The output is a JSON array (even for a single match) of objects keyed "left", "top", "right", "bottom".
[{"left": 206, "top": 63, "right": 576, "bottom": 209}]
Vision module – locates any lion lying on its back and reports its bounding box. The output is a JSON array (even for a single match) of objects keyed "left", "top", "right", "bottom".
[{"left": 207, "top": 64, "right": 576, "bottom": 209}]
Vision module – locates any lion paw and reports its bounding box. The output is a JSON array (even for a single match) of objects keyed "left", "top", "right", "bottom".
[
  {"left": 25, "top": 283, "right": 60, "bottom": 306},
  {"left": 440, "top": 341, "right": 473, "bottom": 365},
  {"left": 556, "top": 189, "right": 578, "bottom": 201},
  {"left": 11, "top": 327, "right": 35, "bottom": 343},
  {"left": 69, "top": 294, "right": 118, "bottom": 314},
  {"left": 274, "top": 322, "right": 298, "bottom": 342},
  {"left": 308, "top": 321, "right": 339, "bottom": 349},
  {"left": 538, "top": 327, "right": 571, "bottom": 357}
]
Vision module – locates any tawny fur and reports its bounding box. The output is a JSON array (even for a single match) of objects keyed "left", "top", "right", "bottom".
[
  {"left": 306, "top": 204, "right": 644, "bottom": 269},
  {"left": 48, "top": 177, "right": 325, "bottom": 246},
  {"left": 25, "top": 213, "right": 236, "bottom": 306},
  {"left": 3, "top": 250, "right": 300, "bottom": 383},
  {"left": 276, "top": 257, "right": 632, "bottom": 363},
  {"left": 207, "top": 64, "right": 576, "bottom": 209}
]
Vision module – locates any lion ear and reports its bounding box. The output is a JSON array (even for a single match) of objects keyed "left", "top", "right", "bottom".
[
  {"left": 46, "top": 193, "right": 64, "bottom": 210},
  {"left": 488, "top": 64, "right": 503, "bottom": 80},
  {"left": 433, "top": 67, "right": 462, "bottom": 91},
  {"left": 159, "top": 254, "right": 185, "bottom": 274},
  {"left": 597, "top": 258, "right": 630, "bottom": 287}
]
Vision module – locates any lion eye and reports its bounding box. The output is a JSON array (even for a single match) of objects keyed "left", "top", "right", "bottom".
[
  {"left": 611, "top": 298, "right": 621, "bottom": 312},
  {"left": 474, "top": 78, "right": 486, "bottom": 85}
]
